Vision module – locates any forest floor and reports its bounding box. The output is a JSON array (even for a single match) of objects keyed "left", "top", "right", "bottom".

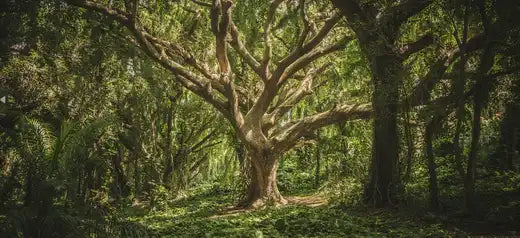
[
  {"left": 121, "top": 187, "right": 467, "bottom": 237},
  {"left": 114, "top": 173, "right": 520, "bottom": 238}
]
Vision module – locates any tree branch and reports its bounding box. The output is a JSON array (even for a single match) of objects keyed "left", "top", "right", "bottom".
[
  {"left": 229, "top": 22, "right": 263, "bottom": 76},
  {"left": 279, "top": 36, "right": 353, "bottom": 85},
  {"left": 272, "top": 12, "right": 342, "bottom": 82},
  {"left": 264, "top": 63, "right": 332, "bottom": 129},
  {"left": 261, "top": 0, "right": 286, "bottom": 79},
  {"left": 380, "top": 0, "right": 433, "bottom": 27},
  {"left": 271, "top": 103, "right": 372, "bottom": 151},
  {"left": 399, "top": 33, "right": 434, "bottom": 59},
  {"left": 407, "top": 33, "right": 485, "bottom": 106}
]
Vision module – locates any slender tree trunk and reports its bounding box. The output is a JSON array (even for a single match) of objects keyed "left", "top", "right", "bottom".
[
  {"left": 112, "top": 145, "right": 129, "bottom": 199},
  {"left": 242, "top": 150, "right": 286, "bottom": 208},
  {"left": 133, "top": 152, "right": 140, "bottom": 196},
  {"left": 464, "top": 33, "right": 495, "bottom": 211},
  {"left": 315, "top": 144, "right": 321, "bottom": 189},
  {"left": 452, "top": 59, "right": 469, "bottom": 180},
  {"left": 452, "top": 0, "right": 471, "bottom": 181},
  {"left": 425, "top": 119, "right": 439, "bottom": 210},
  {"left": 403, "top": 109, "right": 414, "bottom": 182},
  {"left": 465, "top": 99, "right": 481, "bottom": 212},
  {"left": 163, "top": 105, "right": 174, "bottom": 185}
]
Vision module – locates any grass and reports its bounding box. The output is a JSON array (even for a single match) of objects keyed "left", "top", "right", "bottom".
[{"left": 118, "top": 186, "right": 466, "bottom": 238}]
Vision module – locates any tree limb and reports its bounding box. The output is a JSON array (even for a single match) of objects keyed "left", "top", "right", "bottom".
[
  {"left": 399, "top": 33, "right": 434, "bottom": 59},
  {"left": 272, "top": 103, "right": 372, "bottom": 151},
  {"left": 380, "top": 0, "right": 433, "bottom": 28}
]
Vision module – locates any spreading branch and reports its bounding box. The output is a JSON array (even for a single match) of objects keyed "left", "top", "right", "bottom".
[
  {"left": 399, "top": 33, "right": 434, "bottom": 59},
  {"left": 272, "top": 103, "right": 372, "bottom": 151},
  {"left": 262, "top": 0, "right": 286, "bottom": 79},
  {"left": 380, "top": 0, "right": 433, "bottom": 27},
  {"left": 407, "top": 33, "right": 485, "bottom": 106}
]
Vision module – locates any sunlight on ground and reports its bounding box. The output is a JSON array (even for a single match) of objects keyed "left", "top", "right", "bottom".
[{"left": 124, "top": 191, "right": 462, "bottom": 237}]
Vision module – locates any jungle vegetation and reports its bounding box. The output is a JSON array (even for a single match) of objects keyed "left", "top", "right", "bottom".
[{"left": 1, "top": 0, "right": 519, "bottom": 237}]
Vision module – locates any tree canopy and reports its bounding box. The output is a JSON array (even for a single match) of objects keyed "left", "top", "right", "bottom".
[{"left": 1, "top": 0, "right": 519, "bottom": 237}]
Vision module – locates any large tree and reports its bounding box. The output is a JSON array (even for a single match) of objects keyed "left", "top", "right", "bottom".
[
  {"left": 331, "top": 0, "right": 435, "bottom": 207},
  {"left": 64, "top": 0, "right": 372, "bottom": 207}
]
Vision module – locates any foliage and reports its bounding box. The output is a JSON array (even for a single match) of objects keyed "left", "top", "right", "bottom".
[
  {"left": 121, "top": 185, "right": 463, "bottom": 238},
  {"left": 1, "top": 0, "right": 520, "bottom": 237}
]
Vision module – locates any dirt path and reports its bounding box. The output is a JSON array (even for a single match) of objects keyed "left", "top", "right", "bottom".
[
  {"left": 286, "top": 195, "right": 328, "bottom": 207},
  {"left": 209, "top": 195, "right": 328, "bottom": 219}
]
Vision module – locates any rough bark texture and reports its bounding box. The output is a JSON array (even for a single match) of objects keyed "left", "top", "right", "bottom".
[
  {"left": 67, "top": 0, "right": 376, "bottom": 209},
  {"left": 331, "top": 0, "right": 433, "bottom": 208},
  {"left": 242, "top": 151, "right": 286, "bottom": 208},
  {"left": 364, "top": 54, "right": 401, "bottom": 207}
]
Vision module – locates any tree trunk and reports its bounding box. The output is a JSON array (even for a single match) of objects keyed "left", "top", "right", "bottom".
[
  {"left": 364, "top": 54, "right": 401, "bottom": 208},
  {"left": 464, "top": 40, "right": 495, "bottom": 212},
  {"left": 163, "top": 105, "right": 174, "bottom": 186},
  {"left": 452, "top": 0, "right": 471, "bottom": 181},
  {"left": 465, "top": 99, "right": 481, "bottom": 212},
  {"left": 403, "top": 109, "right": 414, "bottom": 182},
  {"left": 452, "top": 59, "right": 469, "bottom": 180},
  {"left": 425, "top": 119, "right": 439, "bottom": 210},
  {"left": 315, "top": 144, "right": 321, "bottom": 189},
  {"left": 133, "top": 152, "right": 141, "bottom": 196},
  {"left": 112, "top": 145, "right": 130, "bottom": 199},
  {"left": 241, "top": 151, "right": 286, "bottom": 208},
  {"left": 500, "top": 101, "right": 519, "bottom": 171}
]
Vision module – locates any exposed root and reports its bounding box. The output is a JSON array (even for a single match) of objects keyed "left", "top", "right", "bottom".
[{"left": 248, "top": 196, "right": 288, "bottom": 209}]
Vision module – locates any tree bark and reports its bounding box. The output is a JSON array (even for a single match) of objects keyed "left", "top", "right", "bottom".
[
  {"left": 499, "top": 98, "right": 520, "bottom": 171},
  {"left": 463, "top": 22, "right": 496, "bottom": 209},
  {"left": 331, "top": 0, "right": 433, "bottom": 208},
  {"left": 112, "top": 145, "right": 130, "bottom": 199},
  {"left": 425, "top": 119, "right": 439, "bottom": 210},
  {"left": 315, "top": 143, "right": 321, "bottom": 189},
  {"left": 364, "top": 54, "right": 401, "bottom": 208},
  {"left": 465, "top": 99, "right": 481, "bottom": 212},
  {"left": 163, "top": 104, "right": 174, "bottom": 186},
  {"left": 241, "top": 150, "right": 286, "bottom": 208},
  {"left": 403, "top": 108, "right": 414, "bottom": 182}
]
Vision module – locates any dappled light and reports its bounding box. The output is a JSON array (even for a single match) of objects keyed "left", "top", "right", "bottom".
[{"left": 1, "top": 0, "right": 520, "bottom": 237}]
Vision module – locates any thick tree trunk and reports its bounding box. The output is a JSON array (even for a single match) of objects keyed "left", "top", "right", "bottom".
[
  {"left": 499, "top": 102, "right": 519, "bottom": 171},
  {"left": 364, "top": 54, "right": 401, "bottom": 208},
  {"left": 425, "top": 119, "right": 439, "bottom": 210},
  {"left": 241, "top": 151, "right": 286, "bottom": 208}
]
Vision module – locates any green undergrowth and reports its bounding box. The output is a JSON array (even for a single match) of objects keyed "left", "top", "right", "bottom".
[{"left": 117, "top": 186, "right": 465, "bottom": 238}]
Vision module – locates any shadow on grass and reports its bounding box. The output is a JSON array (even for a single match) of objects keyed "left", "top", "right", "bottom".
[{"left": 125, "top": 189, "right": 464, "bottom": 238}]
